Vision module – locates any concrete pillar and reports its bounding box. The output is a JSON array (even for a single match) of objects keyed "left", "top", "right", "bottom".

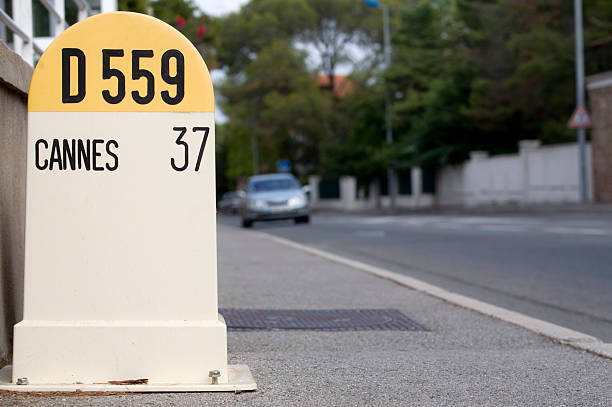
[
  {"left": 411, "top": 167, "right": 422, "bottom": 206},
  {"left": 53, "top": 0, "right": 65, "bottom": 36},
  {"left": 0, "top": 39, "right": 33, "bottom": 365},
  {"left": 340, "top": 176, "right": 357, "bottom": 211},
  {"left": 468, "top": 151, "right": 489, "bottom": 206},
  {"left": 12, "top": 0, "right": 33, "bottom": 64},
  {"left": 74, "top": 0, "right": 88, "bottom": 21},
  {"left": 519, "top": 140, "right": 540, "bottom": 204},
  {"left": 100, "top": 0, "right": 118, "bottom": 13},
  {"left": 392, "top": 171, "right": 400, "bottom": 207},
  {"left": 470, "top": 151, "right": 489, "bottom": 161},
  {"left": 308, "top": 175, "right": 320, "bottom": 207},
  {"left": 32, "top": 0, "right": 65, "bottom": 53},
  {"left": 369, "top": 179, "right": 381, "bottom": 209}
]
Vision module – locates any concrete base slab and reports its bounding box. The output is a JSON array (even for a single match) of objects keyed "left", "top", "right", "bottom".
[
  {"left": 12, "top": 319, "right": 229, "bottom": 384},
  {"left": 0, "top": 365, "right": 256, "bottom": 393}
]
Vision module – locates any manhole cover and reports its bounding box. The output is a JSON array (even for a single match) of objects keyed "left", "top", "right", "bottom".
[{"left": 219, "top": 309, "right": 429, "bottom": 331}]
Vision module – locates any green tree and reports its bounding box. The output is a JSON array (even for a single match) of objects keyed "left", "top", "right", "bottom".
[
  {"left": 387, "top": 0, "right": 475, "bottom": 166},
  {"left": 460, "top": 0, "right": 576, "bottom": 147},
  {"left": 216, "top": 0, "right": 393, "bottom": 182},
  {"left": 387, "top": 0, "right": 600, "bottom": 167},
  {"left": 151, "top": 0, "right": 219, "bottom": 67},
  {"left": 585, "top": 0, "right": 612, "bottom": 74},
  {"left": 300, "top": 0, "right": 403, "bottom": 93},
  {"left": 220, "top": 40, "right": 331, "bottom": 179},
  {"left": 118, "top": 0, "right": 150, "bottom": 13},
  {"left": 322, "top": 73, "right": 387, "bottom": 182},
  {"left": 217, "top": 0, "right": 316, "bottom": 74}
]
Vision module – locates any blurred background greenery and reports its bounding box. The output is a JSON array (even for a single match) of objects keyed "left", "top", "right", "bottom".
[{"left": 119, "top": 0, "right": 612, "bottom": 194}]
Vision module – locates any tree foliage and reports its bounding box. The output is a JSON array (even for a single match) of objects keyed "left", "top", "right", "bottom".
[
  {"left": 118, "top": 0, "right": 219, "bottom": 67},
  {"left": 219, "top": 40, "right": 331, "bottom": 180},
  {"left": 216, "top": 0, "right": 396, "bottom": 184},
  {"left": 118, "top": 0, "right": 150, "bottom": 14},
  {"left": 385, "top": 0, "right": 611, "bottom": 168},
  {"left": 121, "top": 0, "right": 612, "bottom": 188}
]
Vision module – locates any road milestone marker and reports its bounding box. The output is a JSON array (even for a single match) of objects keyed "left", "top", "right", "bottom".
[{"left": 0, "top": 12, "right": 255, "bottom": 392}]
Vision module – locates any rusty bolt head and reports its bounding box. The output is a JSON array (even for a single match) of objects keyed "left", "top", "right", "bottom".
[{"left": 208, "top": 370, "right": 221, "bottom": 384}]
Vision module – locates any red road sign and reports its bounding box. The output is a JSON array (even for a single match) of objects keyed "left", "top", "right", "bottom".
[{"left": 568, "top": 105, "right": 592, "bottom": 129}]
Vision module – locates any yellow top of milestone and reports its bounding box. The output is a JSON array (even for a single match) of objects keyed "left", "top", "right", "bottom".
[{"left": 29, "top": 12, "right": 214, "bottom": 112}]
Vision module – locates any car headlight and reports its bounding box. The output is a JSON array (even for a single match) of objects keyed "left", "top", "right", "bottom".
[
  {"left": 247, "top": 199, "right": 266, "bottom": 209},
  {"left": 288, "top": 196, "right": 306, "bottom": 207}
]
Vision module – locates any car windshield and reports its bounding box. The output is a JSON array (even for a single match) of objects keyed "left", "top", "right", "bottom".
[{"left": 250, "top": 178, "right": 300, "bottom": 192}]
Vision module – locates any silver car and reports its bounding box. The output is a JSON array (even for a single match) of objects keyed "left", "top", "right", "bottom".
[{"left": 239, "top": 173, "right": 310, "bottom": 228}]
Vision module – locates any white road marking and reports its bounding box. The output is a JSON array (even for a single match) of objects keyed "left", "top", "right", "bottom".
[
  {"left": 355, "top": 230, "right": 387, "bottom": 238},
  {"left": 478, "top": 225, "right": 528, "bottom": 233},
  {"left": 431, "top": 222, "right": 465, "bottom": 230},
  {"left": 452, "top": 216, "right": 541, "bottom": 226},
  {"left": 360, "top": 217, "right": 397, "bottom": 225},
  {"left": 548, "top": 227, "right": 611, "bottom": 236},
  {"left": 323, "top": 215, "right": 612, "bottom": 236}
]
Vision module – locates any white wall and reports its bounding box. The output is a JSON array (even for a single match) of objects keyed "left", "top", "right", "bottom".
[
  {"left": 309, "top": 141, "right": 592, "bottom": 211},
  {"left": 309, "top": 172, "right": 434, "bottom": 211},
  {"left": 526, "top": 143, "right": 593, "bottom": 203},
  {"left": 438, "top": 151, "right": 523, "bottom": 206},
  {"left": 438, "top": 141, "right": 593, "bottom": 207}
]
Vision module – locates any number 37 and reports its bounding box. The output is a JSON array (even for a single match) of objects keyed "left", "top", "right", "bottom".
[{"left": 171, "top": 126, "right": 209, "bottom": 172}]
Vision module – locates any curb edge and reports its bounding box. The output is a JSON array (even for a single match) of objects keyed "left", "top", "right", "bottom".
[{"left": 254, "top": 230, "right": 612, "bottom": 361}]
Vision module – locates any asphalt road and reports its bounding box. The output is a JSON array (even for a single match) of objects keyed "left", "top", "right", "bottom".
[{"left": 219, "top": 212, "right": 612, "bottom": 342}]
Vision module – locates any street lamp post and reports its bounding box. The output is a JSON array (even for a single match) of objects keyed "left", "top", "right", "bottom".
[
  {"left": 573, "top": 0, "right": 588, "bottom": 203},
  {"left": 366, "top": 0, "right": 396, "bottom": 209},
  {"left": 251, "top": 99, "right": 259, "bottom": 174}
]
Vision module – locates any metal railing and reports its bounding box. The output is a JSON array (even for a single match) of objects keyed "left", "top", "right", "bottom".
[
  {"left": 73, "top": 0, "right": 93, "bottom": 20},
  {"left": 0, "top": 7, "right": 44, "bottom": 56},
  {"left": 39, "top": 0, "right": 69, "bottom": 29},
  {"left": 0, "top": 0, "right": 115, "bottom": 65}
]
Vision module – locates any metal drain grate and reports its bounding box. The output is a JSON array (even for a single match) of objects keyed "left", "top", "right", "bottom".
[{"left": 219, "top": 309, "right": 429, "bottom": 332}]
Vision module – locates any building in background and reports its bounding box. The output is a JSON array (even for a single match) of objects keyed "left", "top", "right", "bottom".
[
  {"left": 0, "top": 0, "right": 117, "bottom": 65},
  {"left": 585, "top": 39, "right": 612, "bottom": 203}
]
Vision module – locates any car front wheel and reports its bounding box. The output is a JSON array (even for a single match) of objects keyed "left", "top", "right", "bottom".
[{"left": 241, "top": 219, "right": 253, "bottom": 228}]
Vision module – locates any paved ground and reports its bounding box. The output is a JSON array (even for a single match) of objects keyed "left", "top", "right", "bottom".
[
  {"left": 225, "top": 213, "right": 612, "bottom": 342},
  {"left": 2, "top": 223, "right": 610, "bottom": 406}
]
